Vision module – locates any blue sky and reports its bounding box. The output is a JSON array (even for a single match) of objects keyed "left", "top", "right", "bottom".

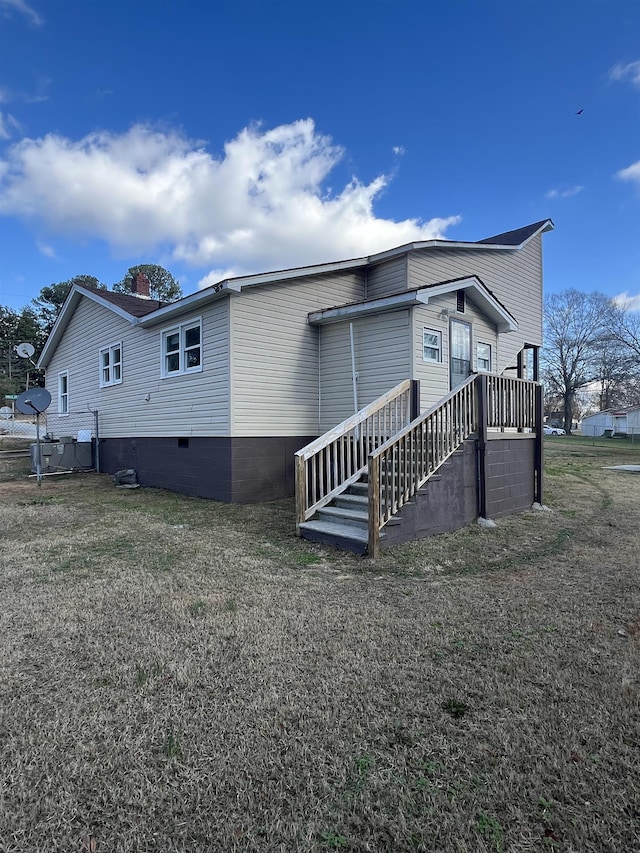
[{"left": 0, "top": 0, "right": 638, "bottom": 313}]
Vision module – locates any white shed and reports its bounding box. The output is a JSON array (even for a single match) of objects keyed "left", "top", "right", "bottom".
[{"left": 581, "top": 406, "right": 640, "bottom": 437}]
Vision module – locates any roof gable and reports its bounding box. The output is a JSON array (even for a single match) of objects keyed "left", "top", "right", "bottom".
[{"left": 37, "top": 285, "right": 163, "bottom": 368}]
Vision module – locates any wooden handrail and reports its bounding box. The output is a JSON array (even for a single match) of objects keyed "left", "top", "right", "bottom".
[
  {"left": 367, "top": 374, "right": 539, "bottom": 557},
  {"left": 296, "top": 380, "right": 412, "bottom": 461},
  {"left": 295, "top": 380, "right": 413, "bottom": 529}
]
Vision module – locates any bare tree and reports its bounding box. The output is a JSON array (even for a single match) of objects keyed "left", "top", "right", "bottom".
[
  {"left": 609, "top": 299, "right": 640, "bottom": 361},
  {"left": 591, "top": 329, "right": 638, "bottom": 410},
  {"left": 542, "top": 290, "right": 610, "bottom": 432}
]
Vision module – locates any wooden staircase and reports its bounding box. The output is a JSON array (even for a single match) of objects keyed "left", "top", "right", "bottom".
[
  {"left": 295, "top": 374, "right": 542, "bottom": 556},
  {"left": 300, "top": 476, "right": 404, "bottom": 554},
  {"left": 299, "top": 478, "right": 370, "bottom": 553}
]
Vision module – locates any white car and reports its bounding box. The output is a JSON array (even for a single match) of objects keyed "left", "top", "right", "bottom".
[{"left": 544, "top": 425, "right": 566, "bottom": 436}]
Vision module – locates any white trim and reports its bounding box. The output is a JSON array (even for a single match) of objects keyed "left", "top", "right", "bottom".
[
  {"left": 476, "top": 341, "right": 492, "bottom": 372},
  {"left": 309, "top": 290, "right": 424, "bottom": 325},
  {"left": 368, "top": 220, "right": 554, "bottom": 264},
  {"left": 422, "top": 327, "right": 443, "bottom": 363},
  {"left": 308, "top": 276, "right": 518, "bottom": 332},
  {"left": 99, "top": 342, "right": 123, "bottom": 388},
  {"left": 38, "top": 222, "right": 548, "bottom": 368},
  {"left": 71, "top": 286, "right": 140, "bottom": 323},
  {"left": 38, "top": 285, "right": 140, "bottom": 368},
  {"left": 160, "top": 317, "right": 203, "bottom": 379},
  {"left": 138, "top": 284, "right": 233, "bottom": 328},
  {"left": 137, "top": 260, "right": 366, "bottom": 328},
  {"left": 58, "top": 370, "right": 69, "bottom": 416}
]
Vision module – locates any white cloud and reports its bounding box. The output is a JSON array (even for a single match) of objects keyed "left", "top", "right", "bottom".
[
  {"left": 609, "top": 60, "right": 640, "bottom": 89},
  {"left": 0, "top": 119, "right": 461, "bottom": 282},
  {"left": 0, "top": 111, "right": 22, "bottom": 140},
  {"left": 392, "top": 146, "right": 406, "bottom": 156},
  {"left": 0, "top": 0, "right": 43, "bottom": 27},
  {"left": 36, "top": 240, "right": 56, "bottom": 258},
  {"left": 616, "top": 160, "right": 640, "bottom": 186},
  {"left": 0, "top": 113, "right": 11, "bottom": 140},
  {"left": 196, "top": 268, "right": 242, "bottom": 290},
  {"left": 0, "top": 77, "right": 51, "bottom": 106},
  {"left": 545, "top": 186, "right": 583, "bottom": 200},
  {"left": 613, "top": 292, "right": 640, "bottom": 312}
]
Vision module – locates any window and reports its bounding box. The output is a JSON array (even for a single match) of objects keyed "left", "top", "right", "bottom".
[
  {"left": 161, "top": 319, "right": 202, "bottom": 377},
  {"left": 477, "top": 341, "right": 492, "bottom": 372},
  {"left": 99, "top": 343, "right": 122, "bottom": 387},
  {"left": 58, "top": 371, "right": 69, "bottom": 415},
  {"left": 423, "top": 328, "right": 442, "bottom": 363}
]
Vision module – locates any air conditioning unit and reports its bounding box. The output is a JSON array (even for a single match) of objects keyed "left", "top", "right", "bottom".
[{"left": 30, "top": 439, "right": 94, "bottom": 473}]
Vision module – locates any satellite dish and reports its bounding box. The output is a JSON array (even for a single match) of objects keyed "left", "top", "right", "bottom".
[
  {"left": 16, "top": 342, "right": 35, "bottom": 359},
  {"left": 15, "top": 387, "right": 51, "bottom": 415}
]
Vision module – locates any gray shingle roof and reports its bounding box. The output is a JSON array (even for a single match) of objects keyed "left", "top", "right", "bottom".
[
  {"left": 95, "top": 290, "right": 165, "bottom": 317},
  {"left": 476, "top": 220, "right": 551, "bottom": 246}
]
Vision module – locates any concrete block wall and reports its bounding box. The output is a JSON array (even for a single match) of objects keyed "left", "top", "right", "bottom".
[{"left": 485, "top": 437, "right": 535, "bottom": 518}]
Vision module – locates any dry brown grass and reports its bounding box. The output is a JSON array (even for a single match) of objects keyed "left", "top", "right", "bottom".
[{"left": 1, "top": 436, "right": 638, "bottom": 852}]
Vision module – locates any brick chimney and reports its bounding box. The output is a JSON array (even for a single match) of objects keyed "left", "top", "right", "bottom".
[{"left": 131, "top": 271, "right": 151, "bottom": 299}]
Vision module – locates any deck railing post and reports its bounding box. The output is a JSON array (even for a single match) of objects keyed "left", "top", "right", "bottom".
[
  {"left": 368, "top": 454, "right": 380, "bottom": 559},
  {"left": 476, "top": 374, "right": 488, "bottom": 520},
  {"left": 534, "top": 383, "right": 544, "bottom": 505},
  {"left": 295, "top": 454, "right": 307, "bottom": 534},
  {"left": 410, "top": 379, "right": 420, "bottom": 422},
  {"left": 93, "top": 409, "right": 100, "bottom": 473}
]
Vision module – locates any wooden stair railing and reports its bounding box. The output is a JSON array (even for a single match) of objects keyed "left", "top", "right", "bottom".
[
  {"left": 367, "top": 374, "right": 540, "bottom": 556},
  {"left": 295, "top": 380, "right": 413, "bottom": 531}
]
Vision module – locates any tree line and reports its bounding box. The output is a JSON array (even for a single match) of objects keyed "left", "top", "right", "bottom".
[
  {"left": 542, "top": 290, "right": 640, "bottom": 433},
  {"left": 0, "top": 265, "right": 182, "bottom": 397}
]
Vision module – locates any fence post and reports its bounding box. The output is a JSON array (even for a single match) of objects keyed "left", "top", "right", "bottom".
[
  {"left": 368, "top": 454, "right": 380, "bottom": 559},
  {"left": 476, "top": 375, "right": 488, "bottom": 519}
]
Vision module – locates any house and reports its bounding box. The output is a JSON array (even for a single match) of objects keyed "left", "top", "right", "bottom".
[
  {"left": 38, "top": 219, "right": 553, "bottom": 554},
  {"left": 581, "top": 405, "right": 640, "bottom": 437}
]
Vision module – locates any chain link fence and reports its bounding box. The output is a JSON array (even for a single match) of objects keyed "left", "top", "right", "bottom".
[
  {"left": 578, "top": 426, "right": 639, "bottom": 445},
  {"left": 1, "top": 409, "right": 100, "bottom": 473}
]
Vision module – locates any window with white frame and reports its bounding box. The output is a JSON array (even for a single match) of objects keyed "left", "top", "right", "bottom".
[
  {"left": 477, "top": 341, "right": 492, "bottom": 372},
  {"left": 99, "top": 343, "right": 122, "bottom": 387},
  {"left": 58, "top": 371, "right": 69, "bottom": 415},
  {"left": 161, "top": 318, "right": 202, "bottom": 377},
  {"left": 423, "top": 328, "right": 442, "bottom": 363}
]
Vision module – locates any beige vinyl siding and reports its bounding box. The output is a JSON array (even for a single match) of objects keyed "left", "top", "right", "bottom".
[
  {"left": 319, "top": 310, "right": 411, "bottom": 432},
  {"left": 365, "top": 256, "right": 407, "bottom": 299},
  {"left": 45, "top": 297, "right": 230, "bottom": 438},
  {"left": 231, "top": 271, "right": 365, "bottom": 436},
  {"left": 413, "top": 294, "right": 499, "bottom": 411},
  {"left": 408, "top": 236, "right": 543, "bottom": 371}
]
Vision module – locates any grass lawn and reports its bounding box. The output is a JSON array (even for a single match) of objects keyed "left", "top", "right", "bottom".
[{"left": 0, "top": 436, "right": 638, "bottom": 852}]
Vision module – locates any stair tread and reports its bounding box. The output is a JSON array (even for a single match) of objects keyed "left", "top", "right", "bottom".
[
  {"left": 349, "top": 483, "right": 368, "bottom": 493},
  {"left": 318, "top": 506, "right": 368, "bottom": 523},
  {"left": 336, "top": 493, "right": 368, "bottom": 506},
  {"left": 300, "top": 519, "right": 369, "bottom": 543}
]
